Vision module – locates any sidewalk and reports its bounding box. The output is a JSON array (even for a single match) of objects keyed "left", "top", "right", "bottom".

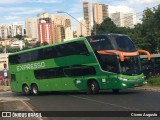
[
  {"left": 0, "top": 86, "right": 10, "bottom": 92},
  {"left": 0, "top": 86, "right": 43, "bottom": 120}
]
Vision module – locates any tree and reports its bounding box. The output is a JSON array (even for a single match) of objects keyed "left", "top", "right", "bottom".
[
  {"left": 42, "top": 41, "right": 49, "bottom": 46},
  {"left": 14, "top": 34, "right": 23, "bottom": 40},
  {"left": 95, "top": 18, "right": 117, "bottom": 34},
  {"left": 34, "top": 41, "right": 41, "bottom": 47},
  {"left": 133, "top": 5, "right": 160, "bottom": 53}
]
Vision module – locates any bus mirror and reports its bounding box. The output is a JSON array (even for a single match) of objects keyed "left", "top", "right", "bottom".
[{"left": 138, "top": 50, "right": 151, "bottom": 60}]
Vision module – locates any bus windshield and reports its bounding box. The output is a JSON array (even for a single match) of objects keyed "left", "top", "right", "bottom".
[
  {"left": 86, "top": 34, "right": 136, "bottom": 52},
  {"left": 119, "top": 56, "right": 142, "bottom": 75},
  {"left": 86, "top": 35, "right": 142, "bottom": 75}
]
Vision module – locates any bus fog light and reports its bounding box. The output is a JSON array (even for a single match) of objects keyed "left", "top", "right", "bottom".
[
  {"left": 76, "top": 80, "right": 81, "bottom": 84},
  {"left": 122, "top": 83, "right": 127, "bottom": 87},
  {"left": 102, "top": 79, "right": 106, "bottom": 83}
]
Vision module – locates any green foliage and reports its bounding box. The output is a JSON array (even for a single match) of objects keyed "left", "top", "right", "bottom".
[
  {"left": 95, "top": 18, "right": 117, "bottom": 34},
  {"left": 42, "top": 41, "right": 49, "bottom": 46},
  {"left": 34, "top": 41, "right": 41, "bottom": 47},
  {"left": 6, "top": 46, "right": 20, "bottom": 53},
  {"left": 14, "top": 34, "right": 23, "bottom": 40},
  {"left": 147, "top": 76, "right": 160, "bottom": 86}
]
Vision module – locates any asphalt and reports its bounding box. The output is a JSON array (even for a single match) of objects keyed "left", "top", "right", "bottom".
[{"left": 0, "top": 85, "right": 160, "bottom": 120}]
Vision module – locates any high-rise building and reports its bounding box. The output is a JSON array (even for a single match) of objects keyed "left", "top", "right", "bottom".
[
  {"left": 35, "top": 12, "right": 73, "bottom": 44},
  {"left": 124, "top": 12, "right": 136, "bottom": 28},
  {"left": 110, "top": 12, "right": 124, "bottom": 27},
  {"left": 76, "top": 19, "right": 87, "bottom": 37},
  {"left": 110, "top": 12, "right": 136, "bottom": 28},
  {"left": 92, "top": 3, "right": 108, "bottom": 25},
  {"left": 38, "top": 18, "right": 53, "bottom": 44},
  {"left": 0, "top": 24, "right": 23, "bottom": 39},
  {"left": 82, "top": 0, "right": 91, "bottom": 36},
  {"left": 0, "top": 25, "right": 8, "bottom": 39},
  {"left": 11, "top": 24, "right": 24, "bottom": 37},
  {"left": 25, "top": 18, "right": 38, "bottom": 39}
]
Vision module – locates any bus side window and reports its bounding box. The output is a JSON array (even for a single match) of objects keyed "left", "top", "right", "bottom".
[{"left": 64, "top": 67, "right": 96, "bottom": 77}]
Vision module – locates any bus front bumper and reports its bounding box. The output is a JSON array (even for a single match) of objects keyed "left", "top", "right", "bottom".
[{"left": 117, "top": 77, "right": 145, "bottom": 89}]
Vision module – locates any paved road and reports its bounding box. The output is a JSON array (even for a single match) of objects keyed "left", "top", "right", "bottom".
[
  {"left": 26, "top": 89, "right": 160, "bottom": 120},
  {"left": 1, "top": 89, "right": 160, "bottom": 120}
]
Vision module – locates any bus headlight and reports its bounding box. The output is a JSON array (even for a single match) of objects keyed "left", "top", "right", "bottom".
[
  {"left": 118, "top": 77, "right": 128, "bottom": 81},
  {"left": 122, "top": 83, "right": 127, "bottom": 87}
]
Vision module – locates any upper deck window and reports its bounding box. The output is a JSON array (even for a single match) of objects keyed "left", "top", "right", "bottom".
[{"left": 9, "top": 40, "right": 89, "bottom": 65}]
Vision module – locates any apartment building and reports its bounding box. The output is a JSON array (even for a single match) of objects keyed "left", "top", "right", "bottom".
[
  {"left": 82, "top": 0, "right": 91, "bottom": 36},
  {"left": 25, "top": 18, "right": 38, "bottom": 39},
  {"left": 92, "top": 3, "right": 108, "bottom": 25},
  {"left": 25, "top": 12, "right": 73, "bottom": 44},
  {"left": 110, "top": 11, "right": 136, "bottom": 28},
  {"left": 76, "top": 19, "right": 87, "bottom": 37}
]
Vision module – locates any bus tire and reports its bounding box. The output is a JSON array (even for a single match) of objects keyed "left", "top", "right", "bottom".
[
  {"left": 87, "top": 80, "right": 99, "bottom": 94},
  {"left": 31, "top": 84, "right": 39, "bottom": 95},
  {"left": 22, "top": 84, "right": 30, "bottom": 95},
  {"left": 112, "top": 89, "right": 119, "bottom": 94}
]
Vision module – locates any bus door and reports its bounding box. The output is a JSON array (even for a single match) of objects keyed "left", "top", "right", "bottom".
[{"left": 10, "top": 73, "right": 19, "bottom": 92}]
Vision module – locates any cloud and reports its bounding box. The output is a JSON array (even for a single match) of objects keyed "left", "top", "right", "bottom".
[
  {"left": 0, "top": 7, "right": 45, "bottom": 15},
  {"left": 29, "top": 0, "right": 62, "bottom": 3},
  {"left": 0, "top": 0, "right": 26, "bottom": 4},
  {"left": 4, "top": 16, "right": 21, "bottom": 20},
  {"left": 109, "top": 5, "right": 135, "bottom": 13},
  {"left": 0, "top": 0, "right": 61, "bottom": 4},
  {"left": 129, "top": 0, "right": 160, "bottom": 4},
  {"left": 13, "top": 8, "right": 45, "bottom": 15}
]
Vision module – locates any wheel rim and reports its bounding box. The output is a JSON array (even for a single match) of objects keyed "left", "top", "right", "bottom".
[
  {"left": 33, "top": 86, "right": 37, "bottom": 94},
  {"left": 91, "top": 83, "right": 95, "bottom": 91},
  {"left": 24, "top": 86, "right": 29, "bottom": 93}
]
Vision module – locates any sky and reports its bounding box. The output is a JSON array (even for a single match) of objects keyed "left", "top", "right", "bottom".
[{"left": 0, "top": 0, "right": 159, "bottom": 30}]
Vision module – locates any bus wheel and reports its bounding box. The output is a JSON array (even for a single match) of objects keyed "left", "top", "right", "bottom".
[
  {"left": 31, "top": 84, "right": 39, "bottom": 95},
  {"left": 87, "top": 81, "right": 99, "bottom": 94},
  {"left": 112, "top": 89, "right": 119, "bottom": 94},
  {"left": 22, "top": 84, "right": 30, "bottom": 95}
]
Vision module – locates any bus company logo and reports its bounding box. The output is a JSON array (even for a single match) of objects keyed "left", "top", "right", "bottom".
[
  {"left": 89, "top": 38, "right": 105, "bottom": 43},
  {"left": 17, "top": 62, "right": 45, "bottom": 71}
]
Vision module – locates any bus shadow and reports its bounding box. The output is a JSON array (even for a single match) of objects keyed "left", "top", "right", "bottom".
[
  {"left": 14, "top": 89, "right": 141, "bottom": 97},
  {"left": 19, "top": 89, "right": 141, "bottom": 96}
]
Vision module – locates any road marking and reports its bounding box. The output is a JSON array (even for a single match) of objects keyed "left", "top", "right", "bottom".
[{"left": 71, "top": 95, "right": 143, "bottom": 111}]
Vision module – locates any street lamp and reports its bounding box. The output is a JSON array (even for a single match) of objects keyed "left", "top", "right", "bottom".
[{"left": 57, "top": 11, "right": 87, "bottom": 36}]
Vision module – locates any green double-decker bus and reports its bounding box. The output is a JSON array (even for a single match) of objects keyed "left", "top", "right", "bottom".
[{"left": 8, "top": 34, "right": 150, "bottom": 95}]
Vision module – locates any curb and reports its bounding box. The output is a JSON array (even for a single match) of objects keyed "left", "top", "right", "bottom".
[{"left": 135, "top": 86, "right": 160, "bottom": 92}]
